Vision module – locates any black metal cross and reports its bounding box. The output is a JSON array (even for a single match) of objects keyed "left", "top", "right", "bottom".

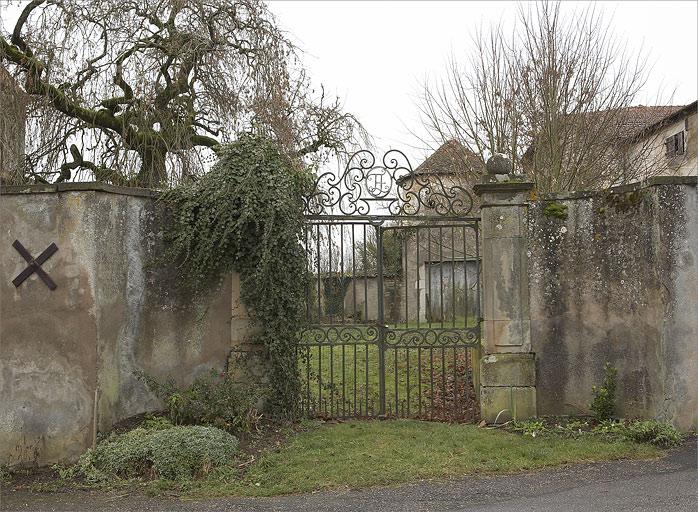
[{"left": 12, "top": 240, "right": 58, "bottom": 290}]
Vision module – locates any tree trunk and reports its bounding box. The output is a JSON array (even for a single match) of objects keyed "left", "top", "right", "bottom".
[{"left": 136, "top": 145, "right": 167, "bottom": 188}]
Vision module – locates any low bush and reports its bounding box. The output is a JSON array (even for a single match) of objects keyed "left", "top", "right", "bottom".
[
  {"left": 505, "top": 416, "right": 683, "bottom": 449},
  {"left": 139, "top": 369, "right": 262, "bottom": 434},
  {"left": 66, "top": 425, "right": 238, "bottom": 482},
  {"left": 140, "top": 414, "right": 175, "bottom": 431},
  {"left": 622, "top": 420, "right": 683, "bottom": 448},
  {"left": 592, "top": 419, "right": 626, "bottom": 436},
  {"left": 509, "top": 419, "right": 548, "bottom": 437},
  {"left": 590, "top": 362, "right": 617, "bottom": 421}
]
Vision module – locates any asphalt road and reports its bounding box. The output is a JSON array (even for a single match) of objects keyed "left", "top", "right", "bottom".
[{"left": 2, "top": 441, "right": 696, "bottom": 512}]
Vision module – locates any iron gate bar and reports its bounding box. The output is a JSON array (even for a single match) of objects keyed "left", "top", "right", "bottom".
[
  {"left": 377, "top": 224, "right": 386, "bottom": 416},
  {"left": 299, "top": 149, "right": 482, "bottom": 421}
]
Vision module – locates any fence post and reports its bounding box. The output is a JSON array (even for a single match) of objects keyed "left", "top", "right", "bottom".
[{"left": 473, "top": 156, "right": 537, "bottom": 422}]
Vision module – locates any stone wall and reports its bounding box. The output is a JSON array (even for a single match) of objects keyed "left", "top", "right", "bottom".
[
  {"left": 529, "top": 177, "right": 698, "bottom": 430},
  {"left": 0, "top": 184, "right": 234, "bottom": 466}
]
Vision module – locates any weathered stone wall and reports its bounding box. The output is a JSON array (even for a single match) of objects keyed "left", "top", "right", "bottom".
[
  {"left": 529, "top": 177, "right": 698, "bottom": 430},
  {"left": 0, "top": 184, "right": 233, "bottom": 466}
]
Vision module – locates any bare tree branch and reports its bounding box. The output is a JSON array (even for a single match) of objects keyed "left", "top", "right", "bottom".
[
  {"left": 419, "top": 0, "right": 668, "bottom": 192},
  {"left": 1, "top": 0, "right": 365, "bottom": 187}
]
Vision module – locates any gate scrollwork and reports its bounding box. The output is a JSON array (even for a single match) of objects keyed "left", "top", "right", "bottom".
[{"left": 304, "top": 149, "right": 475, "bottom": 217}]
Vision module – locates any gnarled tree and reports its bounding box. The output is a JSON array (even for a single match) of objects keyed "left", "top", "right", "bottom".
[{"left": 1, "top": 0, "right": 365, "bottom": 186}]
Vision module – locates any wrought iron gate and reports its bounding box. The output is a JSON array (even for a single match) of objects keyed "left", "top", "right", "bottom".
[{"left": 298, "top": 150, "right": 481, "bottom": 421}]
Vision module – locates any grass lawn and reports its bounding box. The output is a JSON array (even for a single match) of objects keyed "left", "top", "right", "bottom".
[
  {"left": 299, "top": 343, "right": 480, "bottom": 419},
  {"left": 191, "top": 419, "right": 660, "bottom": 497}
]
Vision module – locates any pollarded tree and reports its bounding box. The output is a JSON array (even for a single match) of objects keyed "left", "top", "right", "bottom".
[{"left": 0, "top": 0, "right": 365, "bottom": 186}]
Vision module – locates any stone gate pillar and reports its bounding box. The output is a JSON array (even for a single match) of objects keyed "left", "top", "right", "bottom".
[{"left": 473, "top": 158, "right": 536, "bottom": 422}]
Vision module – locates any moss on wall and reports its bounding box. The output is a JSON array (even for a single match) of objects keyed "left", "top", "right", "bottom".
[
  {"left": 528, "top": 179, "right": 697, "bottom": 430},
  {"left": 542, "top": 202, "right": 569, "bottom": 220}
]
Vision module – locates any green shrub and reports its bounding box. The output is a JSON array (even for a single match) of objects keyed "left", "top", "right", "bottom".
[
  {"left": 141, "top": 414, "right": 174, "bottom": 431},
  {"left": 510, "top": 419, "right": 548, "bottom": 437},
  {"left": 623, "top": 420, "right": 683, "bottom": 448},
  {"left": 590, "top": 362, "right": 617, "bottom": 421},
  {"left": 593, "top": 419, "right": 625, "bottom": 435},
  {"left": 139, "top": 369, "right": 262, "bottom": 434},
  {"left": 69, "top": 425, "right": 238, "bottom": 482}
]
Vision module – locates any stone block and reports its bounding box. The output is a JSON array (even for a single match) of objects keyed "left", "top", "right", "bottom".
[
  {"left": 480, "top": 386, "right": 537, "bottom": 423},
  {"left": 480, "top": 353, "right": 536, "bottom": 387},
  {"left": 483, "top": 206, "right": 525, "bottom": 238}
]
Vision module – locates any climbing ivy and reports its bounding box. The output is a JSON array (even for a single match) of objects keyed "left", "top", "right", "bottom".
[{"left": 159, "top": 134, "right": 310, "bottom": 417}]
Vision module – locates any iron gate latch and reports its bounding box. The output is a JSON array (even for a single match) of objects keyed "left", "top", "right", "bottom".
[{"left": 12, "top": 240, "right": 58, "bottom": 290}]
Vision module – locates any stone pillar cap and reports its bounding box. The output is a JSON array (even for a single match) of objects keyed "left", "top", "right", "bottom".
[
  {"left": 486, "top": 154, "right": 513, "bottom": 175},
  {"left": 472, "top": 181, "right": 535, "bottom": 196}
]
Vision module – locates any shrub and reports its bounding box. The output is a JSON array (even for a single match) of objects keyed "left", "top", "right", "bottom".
[
  {"left": 592, "top": 419, "right": 625, "bottom": 435},
  {"left": 69, "top": 425, "right": 238, "bottom": 482},
  {"left": 590, "top": 362, "right": 617, "bottom": 421},
  {"left": 141, "top": 414, "right": 175, "bottom": 431},
  {"left": 623, "top": 420, "right": 683, "bottom": 448},
  {"left": 509, "top": 419, "right": 548, "bottom": 437},
  {"left": 139, "top": 369, "right": 262, "bottom": 434}
]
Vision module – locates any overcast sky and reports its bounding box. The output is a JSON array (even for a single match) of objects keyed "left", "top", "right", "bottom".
[
  {"left": 267, "top": 1, "right": 698, "bottom": 164},
  {"left": 2, "top": 1, "right": 697, "bottom": 167}
]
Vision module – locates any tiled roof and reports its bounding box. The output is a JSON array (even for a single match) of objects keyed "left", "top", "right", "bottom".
[
  {"left": 614, "top": 105, "right": 686, "bottom": 140},
  {"left": 414, "top": 140, "right": 485, "bottom": 176},
  {"left": 523, "top": 103, "right": 695, "bottom": 160}
]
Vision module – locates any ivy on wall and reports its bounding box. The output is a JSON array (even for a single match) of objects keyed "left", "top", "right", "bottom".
[{"left": 159, "top": 134, "right": 310, "bottom": 417}]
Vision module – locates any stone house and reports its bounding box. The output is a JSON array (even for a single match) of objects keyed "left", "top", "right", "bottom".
[
  {"left": 391, "top": 141, "right": 484, "bottom": 325},
  {"left": 521, "top": 102, "right": 698, "bottom": 183},
  {"left": 625, "top": 101, "right": 697, "bottom": 177}
]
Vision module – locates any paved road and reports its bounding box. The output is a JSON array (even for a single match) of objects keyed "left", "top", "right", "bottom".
[{"left": 2, "top": 441, "right": 696, "bottom": 512}]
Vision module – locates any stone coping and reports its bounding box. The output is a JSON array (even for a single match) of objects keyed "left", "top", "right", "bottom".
[
  {"left": 472, "top": 181, "right": 535, "bottom": 196},
  {"left": 1, "top": 175, "right": 695, "bottom": 201},
  {"left": 0, "top": 182, "right": 160, "bottom": 198},
  {"left": 534, "top": 175, "right": 697, "bottom": 201}
]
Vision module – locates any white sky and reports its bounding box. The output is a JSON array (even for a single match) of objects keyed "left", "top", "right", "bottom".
[
  {"left": 2, "top": 0, "right": 697, "bottom": 167},
  {"left": 267, "top": 0, "right": 698, "bottom": 163}
]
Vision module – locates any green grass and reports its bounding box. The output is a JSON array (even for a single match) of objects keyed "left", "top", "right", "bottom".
[
  {"left": 298, "top": 342, "right": 480, "bottom": 419},
  {"left": 190, "top": 419, "right": 660, "bottom": 497}
]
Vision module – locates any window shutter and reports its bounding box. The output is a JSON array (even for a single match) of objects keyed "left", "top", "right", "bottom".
[
  {"left": 677, "top": 131, "right": 685, "bottom": 155},
  {"left": 665, "top": 137, "right": 675, "bottom": 157}
]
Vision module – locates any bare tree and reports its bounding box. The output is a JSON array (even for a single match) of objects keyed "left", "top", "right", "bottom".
[
  {"left": 420, "top": 1, "right": 669, "bottom": 193},
  {"left": 0, "top": 0, "right": 366, "bottom": 187}
]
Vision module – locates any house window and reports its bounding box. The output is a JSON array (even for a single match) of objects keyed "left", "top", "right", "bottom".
[{"left": 665, "top": 131, "right": 685, "bottom": 158}]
